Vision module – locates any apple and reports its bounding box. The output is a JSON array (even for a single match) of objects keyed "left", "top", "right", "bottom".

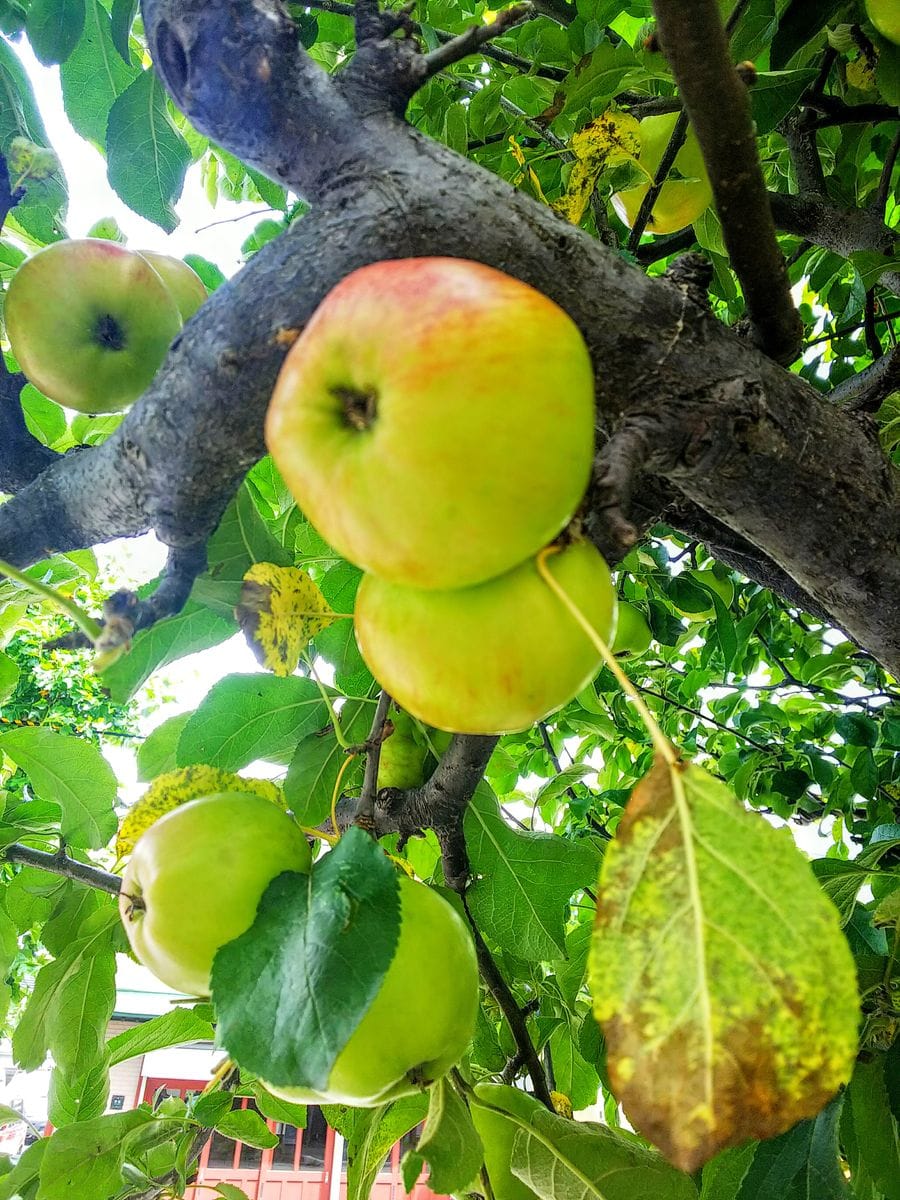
[
  {"left": 469, "top": 1083, "right": 546, "bottom": 1200},
  {"left": 5, "top": 239, "right": 183, "bottom": 414},
  {"left": 138, "top": 250, "right": 208, "bottom": 321},
  {"left": 119, "top": 791, "right": 312, "bottom": 997},
  {"left": 262, "top": 875, "right": 478, "bottom": 1105},
  {"left": 265, "top": 258, "right": 596, "bottom": 590},
  {"left": 354, "top": 540, "right": 616, "bottom": 734},
  {"left": 377, "top": 708, "right": 429, "bottom": 790},
  {"left": 611, "top": 601, "right": 652, "bottom": 658},
  {"left": 612, "top": 113, "right": 712, "bottom": 235},
  {"left": 866, "top": 0, "right": 900, "bottom": 43}
]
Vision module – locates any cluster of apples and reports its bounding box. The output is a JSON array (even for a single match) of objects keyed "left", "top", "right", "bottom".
[
  {"left": 120, "top": 791, "right": 479, "bottom": 1105},
  {"left": 266, "top": 257, "right": 617, "bottom": 734},
  {"left": 4, "top": 238, "right": 207, "bottom": 414}
]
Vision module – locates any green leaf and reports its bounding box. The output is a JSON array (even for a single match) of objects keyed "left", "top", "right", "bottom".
[
  {"left": 323, "top": 1096, "right": 429, "bottom": 1200},
  {"left": 844, "top": 1057, "right": 900, "bottom": 1200},
  {"left": 770, "top": 0, "right": 842, "bottom": 67},
  {"left": 811, "top": 858, "right": 872, "bottom": 925},
  {"left": 110, "top": 0, "right": 137, "bottom": 61},
  {"left": 835, "top": 712, "right": 879, "bottom": 747},
  {"left": 36, "top": 1108, "right": 154, "bottom": 1200},
  {"left": 106, "top": 1008, "right": 216, "bottom": 1066},
  {"left": 590, "top": 758, "right": 859, "bottom": 1172},
  {"left": 100, "top": 601, "right": 235, "bottom": 703},
  {"left": 0, "top": 1138, "right": 47, "bottom": 1200},
  {"left": 177, "top": 673, "right": 328, "bottom": 772},
  {"left": 0, "top": 728, "right": 118, "bottom": 848},
  {"left": 400, "top": 1076, "right": 483, "bottom": 1195},
  {"left": 26, "top": 0, "right": 85, "bottom": 64},
  {"left": 749, "top": 70, "right": 817, "bottom": 135},
  {"left": 60, "top": 0, "right": 138, "bottom": 146},
  {"left": 465, "top": 783, "right": 599, "bottom": 961},
  {"left": 107, "top": 69, "right": 191, "bottom": 230},
  {"left": 560, "top": 40, "right": 642, "bottom": 121},
  {"left": 700, "top": 1143, "right": 756, "bottom": 1199},
  {"left": 0, "top": 650, "right": 18, "bottom": 703},
  {"left": 249, "top": 1082, "right": 307, "bottom": 1127},
  {"left": 48, "top": 1056, "right": 110, "bottom": 1127},
  {"left": 136, "top": 712, "right": 192, "bottom": 781},
  {"left": 213, "top": 1108, "right": 278, "bottom": 1149},
  {"left": 213, "top": 828, "right": 400, "bottom": 1090},
  {"left": 284, "top": 696, "right": 373, "bottom": 826},
  {"left": 214, "top": 1186, "right": 252, "bottom": 1200},
  {"left": 13, "top": 908, "right": 123, "bottom": 1078},
  {"left": 736, "top": 1094, "right": 847, "bottom": 1199}
]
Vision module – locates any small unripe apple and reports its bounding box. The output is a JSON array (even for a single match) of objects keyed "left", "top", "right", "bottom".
[
  {"left": 354, "top": 540, "right": 616, "bottom": 734},
  {"left": 611, "top": 601, "right": 653, "bottom": 658},
  {"left": 612, "top": 113, "right": 712, "bottom": 235},
  {"left": 377, "top": 709, "right": 430, "bottom": 790},
  {"left": 138, "top": 251, "right": 208, "bottom": 321},
  {"left": 119, "top": 792, "right": 312, "bottom": 997},
  {"left": 262, "top": 875, "right": 478, "bottom": 1105},
  {"left": 5, "top": 239, "right": 183, "bottom": 413},
  {"left": 265, "top": 258, "right": 596, "bottom": 590}
]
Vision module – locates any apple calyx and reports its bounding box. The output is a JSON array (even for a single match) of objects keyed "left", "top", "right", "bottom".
[
  {"left": 94, "top": 313, "right": 127, "bottom": 352},
  {"left": 335, "top": 383, "right": 378, "bottom": 431},
  {"left": 120, "top": 888, "right": 146, "bottom": 920}
]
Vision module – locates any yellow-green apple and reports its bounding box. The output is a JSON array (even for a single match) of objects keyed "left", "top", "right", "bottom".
[
  {"left": 612, "top": 113, "right": 712, "bottom": 235},
  {"left": 265, "top": 258, "right": 596, "bottom": 590},
  {"left": 611, "top": 601, "right": 653, "bottom": 658},
  {"left": 5, "top": 239, "right": 183, "bottom": 414},
  {"left": 119, "top": 792, "right": 312, "bottom": 997},
  {"left": 138, "top": 250, "right": 208, "bottom": 321},
  {"left": 262, "top": 875, "right": 477, "bottom": 1105},
  {"left": 377, "top": 708, "right": 429, "bottom": 790},
  {"left": 354, "top": 540, "right": 616, "bottom": 734},
  {"left": 866, "top": 0, "right": 900, "bottom": 43}
]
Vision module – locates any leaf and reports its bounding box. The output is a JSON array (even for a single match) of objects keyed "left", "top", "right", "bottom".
[
  {"left": 26, "top": 0, "right": 85, "bottom": 64},
  {"left": 13, "top": 908, "right": 124, "bottom": 1078},
  {"left": 835, "top": 712, "right": 880, "bottom": 747},
  {"left": 0, "top": 1138, "right": 47, "bottom": 1200},
  {"left": 555, "top": 110, "right": 641, "bottom": 225},
  {"left": 106, "top": 69, "right": 191, "bottom": 230},
  {"left": 60, "top": 0, "right": 138, "bottom": 146},
  {"left": 36, "top": 1108, "right": 153, "bottom": 1200},
  {"left": 100, "top": 601, "right": 235, "bottom": 703},
  {"left": 324, "top": 1096, "right": 428, "bottom": 1200},
  {"left": 400, "top": 1076, "right": 483, "bottom": 1195},
  {"left": 810, "top": 858, "right": 872, "bottom": 925},
  {"left": 560, "top": 41, "right": 642, "bottom": 121},
  {"left": 749, "top": 70, "right": 817, "bottom": 135},
  {"left": 116, "top": 765, "right": 285, "bottom": 859},
  {"left": 106, "top": 1008, "right": 216, "bottom": 1066},
  {"left": 590, "top": 757, "right": 859, "bottom": 1172},
  {"left": 110, "top": 0, "right": 137, "bottom": 61},
  {"left": 213, "top": 828, "right": 400, "bottom": 1090},
  {"left": 213, "top": 1108, "right": 278, "bottom": 1149},
  {"left": 248, "top": 1082, "right": 307, "bottom": 1127},
  {"left": 770, "top": 0, "right": 843, "bottom": 67},
  {"left": 844, "top": 1058, "right": 900, "bottom": 1200},
  {"left": 136, "top": 712, "right": 191, "bottom": 781},
  {"left": 284, "top": 696, "right": 373, "bottom": 826},
  {"left": 0, "top": 651, "right": 18, "bottom": 703},
  {"left": 465, "top": 783, "right": 599, "bottom": 961},
  {"left": 48, "top": 1056, "right": 110, "bottom": 1127},
  {"left": 0, "top": 728, "right": 118, "bottom": 848},
  {"left": 236, "top": 563, "right": 339, "bottom": 676},
  {"left": 214, "top": 1186, "right": 252, "bottom": 1200},
  {"left": 177, "top": 674, "right": 328, "bottom": 772},
  {"left": 700, "top": 1144, "right": 757, "bottom": 1199},
  {"left": 735, "top": 1094, "right": 848, "bottom": 1199}
]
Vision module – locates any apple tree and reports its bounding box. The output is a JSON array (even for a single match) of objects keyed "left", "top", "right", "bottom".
[{"left": 0, "top": 1, "right": 899, "bottom": 1198}]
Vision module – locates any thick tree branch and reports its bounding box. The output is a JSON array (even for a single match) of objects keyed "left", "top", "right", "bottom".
[
  {"left": 829, "top": 346, "right": 900, "bottom": 413},
  {"left": 652, "top": 0, "right": 802, "bottom": 363},
  {"left": 3, "top": 843, "right": 122, "bottom": 895}
]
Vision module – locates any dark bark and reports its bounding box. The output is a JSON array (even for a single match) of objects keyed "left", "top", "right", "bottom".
[{"left": 0, "top": 0, "right": 898, "bottom": 676}]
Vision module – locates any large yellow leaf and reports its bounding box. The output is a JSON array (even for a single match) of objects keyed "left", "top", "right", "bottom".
[
  {"left": 236, "top": 563, "right": 338, "bottom": 677},
  {"left": 589, "top": 757, "right": 859, "bottom": 1172},
  {"left": 555, "top": 110, "right": 641, "bottom": 225}
]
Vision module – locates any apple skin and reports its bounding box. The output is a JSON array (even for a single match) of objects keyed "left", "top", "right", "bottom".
[
  {"left": 354, "top": 540, "right": 616, "bottom": 734},
  {"left": 611, "top": 601, "right": 652, "bottom": 658},
  {"left": 138, "top": 251, "right": 208, "bottom": 321},
  {"left": 119, "top": 792, "right": 312, "bottom": 997},
  {"left": 265, "top": 258, "right": 596, "bottom": 590},
  {"left": 377, "top": 710, "right": 430, "bottom": 790},
  {"left": 262, "top": 875, "right": 478, "bottom": 1105},
  {"left": 612, "top": 113, "right": 712, "bottom": 235},
  {"left": 5, "top": 239, "right": 183, "bottom": 414},
  {"left": 866, "top": 0, "right": 900, "bottom": 43},
  {"left": 469, "top": 1083, "right": 546, "bottom": 1200}
]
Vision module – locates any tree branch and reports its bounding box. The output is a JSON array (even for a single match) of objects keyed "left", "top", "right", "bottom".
[
  {"left": 422, "top": 5, "right": 535, "bottom": 79},
  {"left": 354, "top": 689, "right": 392, "bottom": 828},
  {"left": 829, "top": 346, "right": 900, "bottom": 413},
  {"left": 3, "top": 843, "right": 122, "bottom": 896},
  {"left": 652, "top": 0, "right": 802, "bottom": 363}
]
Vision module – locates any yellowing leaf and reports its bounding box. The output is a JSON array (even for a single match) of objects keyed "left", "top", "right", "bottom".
[
  {"left": 116, "top": 766, "right": 285, "bottom": 859},
  {"left": 236, "top": 563, "right": 338, "bottom": 677},
  {"left": 554, "top": 110, "right": 641, "bottom": 225},
  {"left": 589, "top": 758, "right": 859, "bottom": 1173}
]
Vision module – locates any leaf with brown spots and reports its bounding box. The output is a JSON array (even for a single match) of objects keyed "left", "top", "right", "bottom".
[
  {"left": 236, "top": 562, "right": 340, "bottom": 677},
  {"left": 589, "top": 757, "right": 859, "bottom": 1173}
]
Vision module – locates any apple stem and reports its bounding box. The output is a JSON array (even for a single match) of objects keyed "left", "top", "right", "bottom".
[
  {"left": 331, "top": 753, "right": 358, "bottom": 836},
  {"left": 535, "top": 546, "right": 679, "bottom": 766},
  {"left": 0, "top": 557, "right": 103, "bottom": 643}
]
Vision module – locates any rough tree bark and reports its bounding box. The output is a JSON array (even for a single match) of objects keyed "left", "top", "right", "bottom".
[{"left": 0, "top": 0, "right": 898, "bottom": 676}]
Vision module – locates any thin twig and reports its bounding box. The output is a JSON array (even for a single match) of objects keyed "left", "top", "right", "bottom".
[
  {"left": 3, "top": 843, "right": 122, "bottom": 896},
  {"left": 877, "top": 129, "right": 900, "bottom": 217},
  {"left": 355, "top": 689, "right": 393, "bottom": 829},
  {"left": 626, "top": 110, "right": 690, "bottom": 253},
  {"left": 424, "top": 5, "right": 535, "bottom": 79}
]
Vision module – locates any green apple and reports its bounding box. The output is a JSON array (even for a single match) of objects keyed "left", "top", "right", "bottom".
[
  {"left": 469, "top": 1083, "right": 546, "bottom": 1200},
  {"left": 354, "top": 540, "right": 616, "bottom": 734},
  {"left": 5, "top": 239, "right": 183, "bottom": 414},
  {"left": 611, "top": 601, "right": 652, "bottom": 658},
  {"left": 377, "top": 708, "right": 429, "bottom": 790},
  {"left": 265, "top": 258, "right": 596, "bottom": 590},
  {"left": 262, "top": 875, "right": 478, "bottom": 1105},
  {"left": 138, "top": 251, "right": 208, "bottom": 321},
  {"left": 866, "top": 0, "right": 900, "bottom": 43},
  {"left": 612, "top": 113, "right": 712, "bottom": 235},
  {"left": 119, "top": 791, "right": 312, "bottom": 997}
]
